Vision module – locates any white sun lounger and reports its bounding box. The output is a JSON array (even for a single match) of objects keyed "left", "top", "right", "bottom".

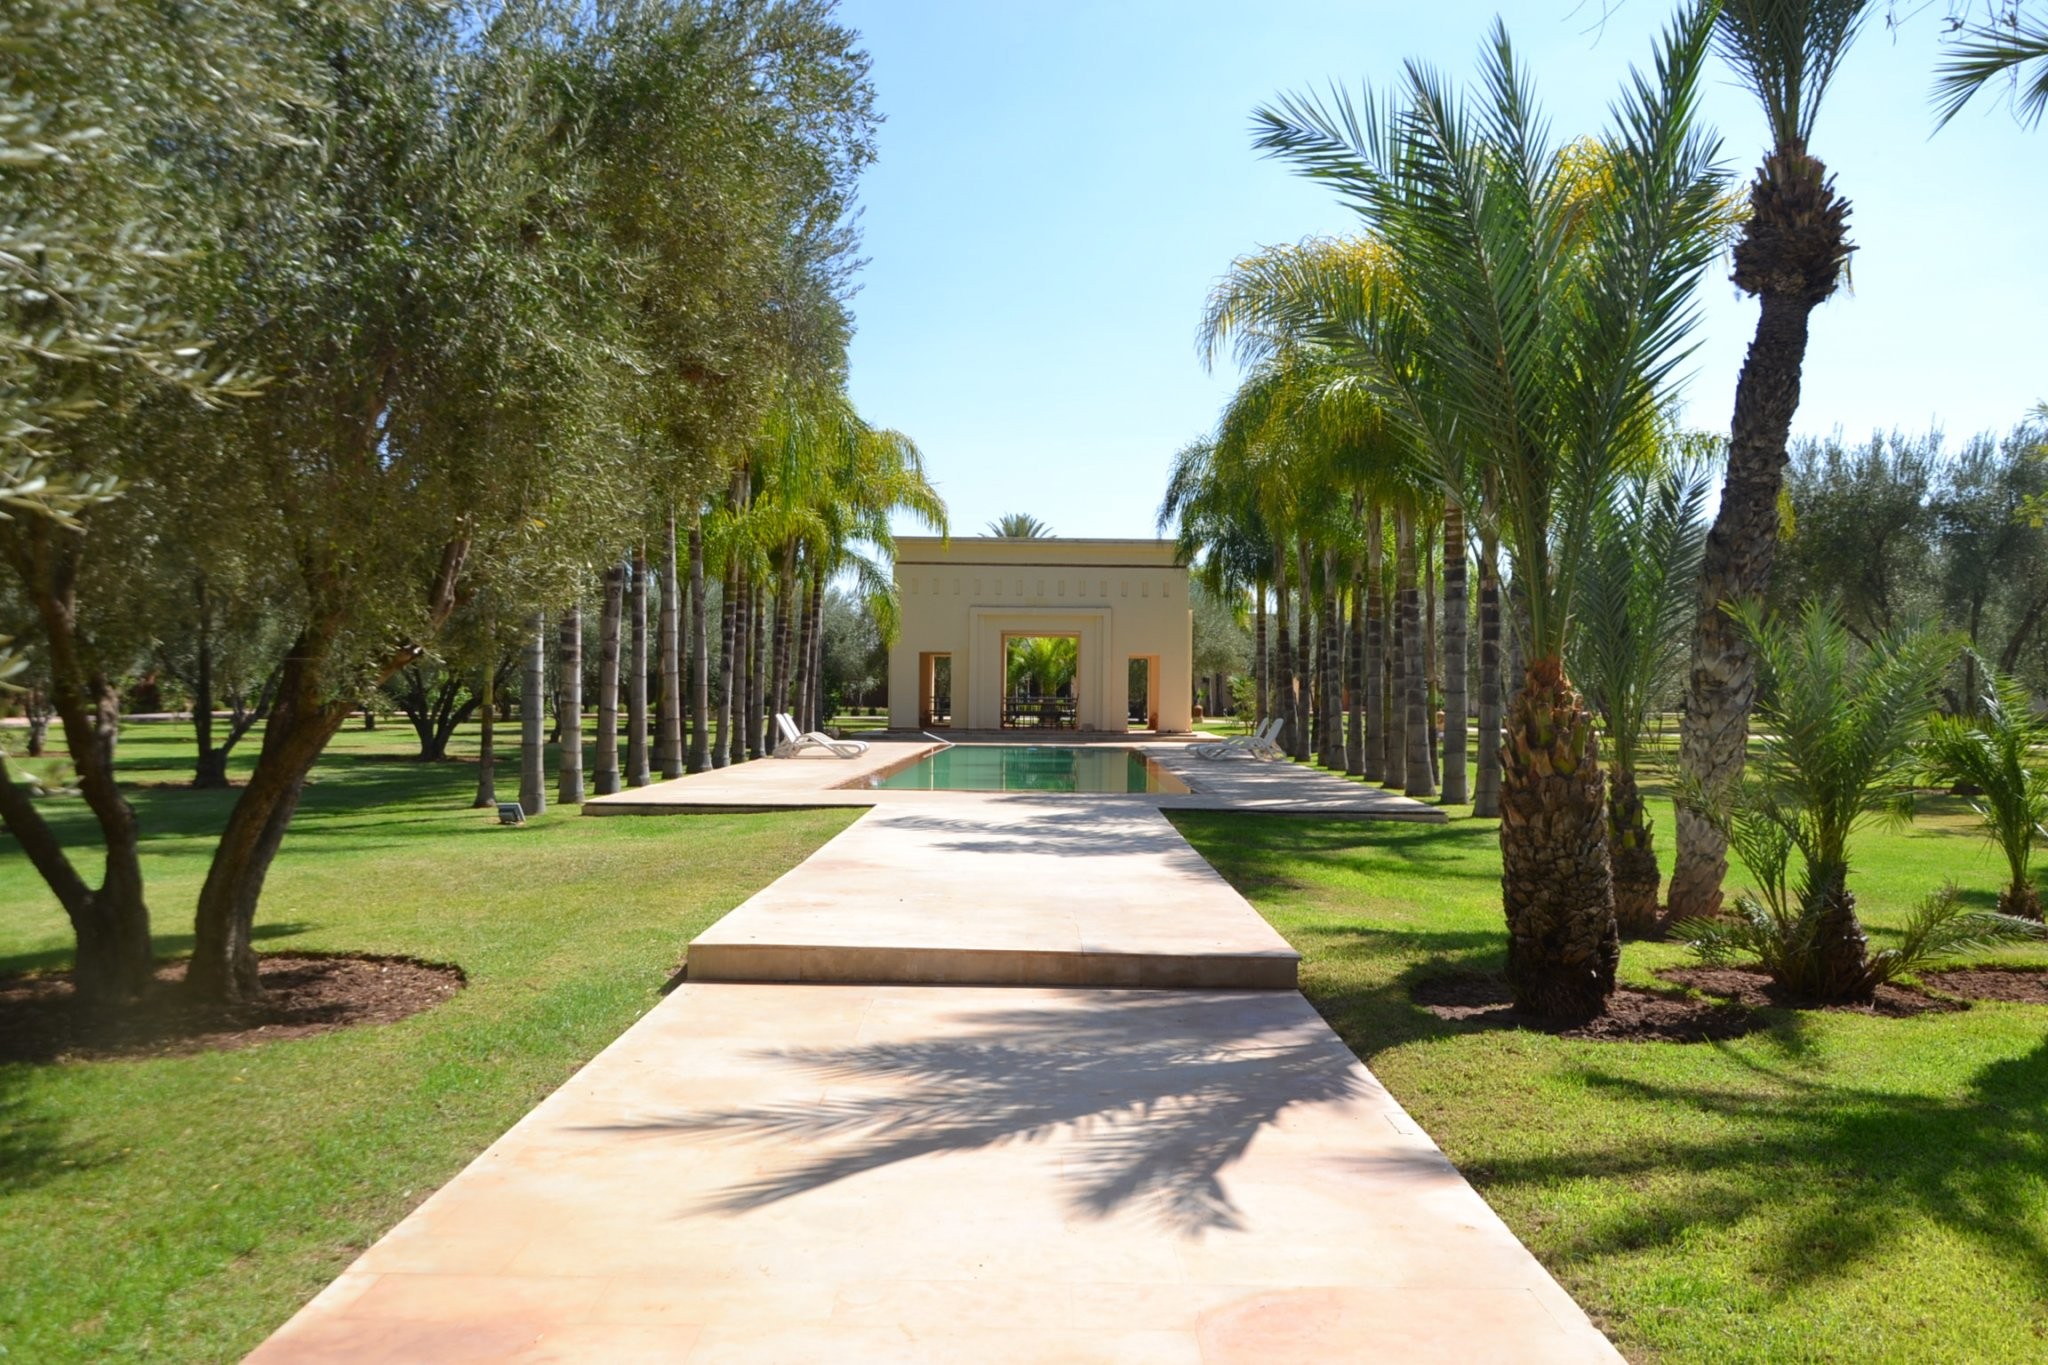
[
  {"left": 1191, "top": 716, "right": 1284, "bottom": 760},
  {"left": 774, "top": 712, "right": 870, "bottom": 759}
]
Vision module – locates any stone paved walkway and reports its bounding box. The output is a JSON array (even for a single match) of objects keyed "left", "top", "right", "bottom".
[{"left": 251, "top": 792, "right": 1619, "bottom": 1363}]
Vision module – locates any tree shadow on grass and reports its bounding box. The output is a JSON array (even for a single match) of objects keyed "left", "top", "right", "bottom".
[
  {"left": 0, "top": 921, "right": 314, "bottom": 978},
  {"left": 0, "top": 1065, "right": 125, "bottom": 1195},
  {"left": 1472, "top": 1037, "right": 2048, "bottom": 1295},
  {"left": 579, "top": 993, "right": 1369, "bottom": 1236}
]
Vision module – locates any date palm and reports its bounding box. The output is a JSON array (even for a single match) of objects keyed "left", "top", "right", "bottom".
[
  {"left": 987, "top": 512, "right": 1052, "bottom": 538},
  {"left": 1256, "top": 6, "right": 1727, "bottom": 1019},
  {"left": 1672, "top": 0, "right": 1868, "bottom": 920},
  {"left": 1921, "top": 667, "right": 2048, "bottom": 920},
  {"left": 1568, "top": 451, "right": 1711, "bottom": 935},
  {"left": 1934, "top": 15, "right": 2048, "bottom": 129},
  {"left": 1677, "top": 603, "right": 2039, "bottom": 1000}
]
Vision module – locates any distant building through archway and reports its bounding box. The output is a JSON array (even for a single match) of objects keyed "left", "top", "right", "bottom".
[{"left": 887, "top": 537, "right": 1193, "bottom": 733}]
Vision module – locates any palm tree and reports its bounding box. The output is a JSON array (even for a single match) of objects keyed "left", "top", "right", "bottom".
[
  {"left": 1934, "top": 15, "right": 2048, "bottom": 129},
  {"left": 1197, "top": 238, "right": 1419, "bottom": 770},
  {"left": 1672, "top": 0, "right": 1868, "bottom": 921},
  {"left": 1677, "top": 604, "right": 2038, "bottom": 999},
  {"left": 987, "top": 512, "right": 1052, "bottom": 538},
  {"left": 1256, "top": 7, "right": 1728, "bottom": 1019},
  {"left": 1567, "top": 453, "right": 1711, "bottom": 935},
  {"left": 1921, "top": 667, "right": 2048, "bottom": 920}
]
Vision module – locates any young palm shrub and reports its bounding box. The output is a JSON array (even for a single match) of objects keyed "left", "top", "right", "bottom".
[
  {"left": 1920, "top": 668, "right": 2048, "bottom": 919},
  {"left": 1567, "top": 454, "right": 1711, "bottom": 936},
  {"left": 1676, "top": 603, "right": 2039, "bottom": 1000}
]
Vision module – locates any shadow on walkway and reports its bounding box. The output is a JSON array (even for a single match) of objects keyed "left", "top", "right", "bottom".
[{"left": 583, "top": 994, "right": 1367, "bottom": 1236}]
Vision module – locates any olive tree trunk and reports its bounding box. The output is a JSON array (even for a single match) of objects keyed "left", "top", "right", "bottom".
[{"left": 0, "top": 520, "right": 153, "bottom": 1005}]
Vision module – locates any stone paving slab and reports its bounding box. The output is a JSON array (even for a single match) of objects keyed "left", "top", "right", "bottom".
[
  {"left": 582, "top": 739, "right": 1446, "bottom": 823},
  {"left": 249, "top": 984, "right": 1621, "bottom": 1364},
  {"left": 686, "top": 802, "right": 1301, "bottom": 989}
]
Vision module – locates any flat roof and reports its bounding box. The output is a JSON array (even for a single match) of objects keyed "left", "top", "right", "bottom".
[{"left": 894, "top": 536, "right": 1185, "bottom": 569}]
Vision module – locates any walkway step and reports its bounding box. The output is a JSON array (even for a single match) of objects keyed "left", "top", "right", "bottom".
[
  {"left": 685, "top": 803, "right": 1301, "bottom": 990},
  {"left": 250, "top": 984, "right": 1622, "bottom": 1363}
]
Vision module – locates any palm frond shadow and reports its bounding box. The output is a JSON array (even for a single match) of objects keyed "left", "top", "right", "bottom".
[
  {"left": 580, "top": 996, "right": 1368, "bottom": 1236},
  {"left": 1479, "top": 1038, "right": 2048, "bottom": 1292}
]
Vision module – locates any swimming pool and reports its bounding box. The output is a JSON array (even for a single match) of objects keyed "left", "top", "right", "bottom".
[{"left": 859, "top": 744, "right": 1191, "bottom": 794}]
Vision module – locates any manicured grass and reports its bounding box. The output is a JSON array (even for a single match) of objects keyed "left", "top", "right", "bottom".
[
  {"left": 1172, "top": 778, "right": 2048, "bottom": 1363},
  {"left": 0, "top": 721, "right": 854, "bottom": 1362}
]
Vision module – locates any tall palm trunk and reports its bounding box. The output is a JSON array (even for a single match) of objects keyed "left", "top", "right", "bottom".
[
  {"left": 557, "top": 606, "right": 583, "bottom": 806},
  {"left": 1440, "top": 502, "right": 1470, "bottom": 803},
  {"left": 1501, "top": 657, "right": 1619, "bottom": 1020},
  {"left": 804, "top": 566, "right": 826, "bottom": 730},
  {"left": 688, "top": 520, "right": 710, "bottom": 773},
  {"left": 1673, "top": 144, "right": 1853, "bottom": 920},
  {"left": 714, "top": 560, "right": 737, "bottom": 769},
  {"left": 1253, "top": 585, "right": 1269, "bottom": 724},
  {"left": 1318, "top": 547, "right": 1342, "bottom": 768},
  {"left": 771, "top": 551, "right": 796, "bottom": 726},
  {"left": 728, "top": 571, "right": 749, "bottom": 764},
  {"left": 749, "top": 582, "right": 768, "bottom": 758},
  {"left": 472, "top": 662, "right": 497, "bottom": 808},
  {"left": 1293, "top": 541, "right": 1314, "bottom": 761},
  {"left": 519, "top": 612, "right": 547, "bottom": 817},
  {"left": 1423, "top": 520, "right": 1440, "bottom": 788},
  {"left": 594, "top": 564, "right": 624, "bottom": 796},
  {"left": 658, "top": 511, "right": 684, "bottom": 779},
  {"left": 1399, "top": 507, "right": 1434, "bottom": 798},
  {"left": 1473, "top": 536, "right": 1504, "bottom": 818},
  {"left": 1346, "top": 555, "right": 1365, "bottom": 776},
  {"left": 627, "top": 547, "right": 650, "bottom": 787},
  {"left": 1384, "top": 535, "right": 1406, "bottom": 789},
  {"left": 1364, "top": 506, "right": 1385, "bottom": 783},
  {"left": 1273, "top": 549, "right": 1295, "bottom": 756},
  {"left": 791, "top": 559, "right": 813, "bottom": 731}
]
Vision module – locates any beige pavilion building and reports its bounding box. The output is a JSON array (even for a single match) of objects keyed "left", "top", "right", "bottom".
[{"left": 886, "top": 536, "right": 1194, "bottom": 734}]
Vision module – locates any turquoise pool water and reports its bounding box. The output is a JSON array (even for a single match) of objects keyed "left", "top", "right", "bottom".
[{"left": 863, "top": 745, "right": 1191, "bottom": 794}]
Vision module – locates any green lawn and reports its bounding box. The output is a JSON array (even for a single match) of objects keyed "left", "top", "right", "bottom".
[
  {"left": 0, "top": 721, "right": 854, "bottom": 1362},
  {"left": 7, "top": 720, "right": 2047, "bottom": 1360},
  {"left": 1173, "top": 770, "right": 2048, "bottom": 1363}
]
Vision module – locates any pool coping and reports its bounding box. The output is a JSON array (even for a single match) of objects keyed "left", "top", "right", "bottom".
[{"left": 582, "top": 738, "right": 1447, "bottom": 823}]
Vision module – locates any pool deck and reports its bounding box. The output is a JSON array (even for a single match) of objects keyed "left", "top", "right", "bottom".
[
  {"left": 582, "top": 739, "right": 1446, "bottom": 823},
  {"left": 686, "top": 800, "right": 1301, "bottom": 989},
  {"left": 250, "top": 984, "right": 1622, "bottom": 1365}
]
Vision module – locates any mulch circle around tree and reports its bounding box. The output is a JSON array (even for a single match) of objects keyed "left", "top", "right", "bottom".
[
  {"left": 1656, "top": 967, "right": 1964, "bottom": 1018},
  {"left": 1917, "top": 966, "right": 2048, "bottom": 1005},
  {"left": 0, "top": 952, "right": 464, "bottom": 1065},
  {"left": 1410, "top": 971, "right": 1762, "bottom": 1043}
]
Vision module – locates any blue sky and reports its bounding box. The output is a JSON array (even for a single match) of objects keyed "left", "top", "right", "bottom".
[{"left": 835, "top": 2, "right": 2045, "bottom": 539}]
